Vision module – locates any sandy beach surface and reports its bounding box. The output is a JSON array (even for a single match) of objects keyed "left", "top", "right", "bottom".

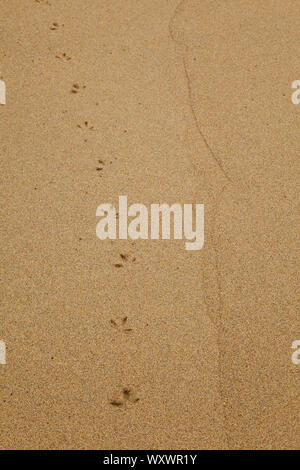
[{"left": 0, "top": 0, "right": 299, "bottom": 449}]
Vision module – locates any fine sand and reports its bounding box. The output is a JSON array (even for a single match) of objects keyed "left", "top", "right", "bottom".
[{"left": 0, "top": 0, "right": 299, "bottom": 449}]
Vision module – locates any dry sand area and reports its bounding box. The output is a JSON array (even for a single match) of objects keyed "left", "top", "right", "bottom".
[{"left": 0, "top": 0, "right": 299, "bottom": 449}]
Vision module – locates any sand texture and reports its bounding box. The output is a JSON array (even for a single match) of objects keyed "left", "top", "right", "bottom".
[{"left": 0, "top": 0, "right": 299, "bottom": 449}]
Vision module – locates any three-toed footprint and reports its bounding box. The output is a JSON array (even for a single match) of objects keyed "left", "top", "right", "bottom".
[
  {"left": 110, "top": 388, "right": 140, "bottom": 408},
  {"left": 71, "top": 83, "right": 86, "bottom": 94},
  {"left": 55, "top": 52, "right": 71, "bottom": 61},
  {"left": 50, "top": 22, "right": 63, "bottom": 31},
  {"left": 77, "top": 121, "right": 95, "bottom": 130},
  {"left": 110, "top": 316, "right": 133, "bottom": 333},
  {"left": 114, "top": 253, "right": 136, "bottom": 268}
]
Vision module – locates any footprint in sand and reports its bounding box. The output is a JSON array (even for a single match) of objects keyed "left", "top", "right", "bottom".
[
  {"left": 35, "top": 0, "right": 51, "bottom": 5},
  {"left": 77, "top": 121, "right": 95, "bottom": 131},
  {"left": 55, "top": 52, "right": 71, "bottom": 61},
  {"left": 71, "top": 83, "right": 86, "bottom": 94},
  {"left": 113, "top": 253, "right": 136, "bottom": 268},
  {"left": 110, "top": 316, "right": 133, "bottom": 333},
  {"left": 109, "top": 388, "right": 140, "bottom": 408},
  {"left": 49, "top": 22, "right": 63, "bottom": 31}
]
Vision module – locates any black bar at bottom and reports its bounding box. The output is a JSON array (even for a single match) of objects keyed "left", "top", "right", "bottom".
[{"left": 0, "top": 449, "right": 297, "bottom": 465}]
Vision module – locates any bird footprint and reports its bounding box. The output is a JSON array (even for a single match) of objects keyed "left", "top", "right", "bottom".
[
  {"left": 77, "top": 121, "right": 95, "bottom": 130},
  {"left": 71, "top": 83, "right": 86, "bottom": 94},
  {"left": 56, "top": 52, "right": 71, "bottom": 61},
  {"left": 110, "top": 316, "right": 133, "bottom": 333},
  {"left": 96, "top": 159, "right": 105, "bottom": 171},
  {"left": 50, "top": 22, "right": 63, "bottom": 31},
  {"left": 114, "top": 253, "right": 136, "bottom": 268},
  {"left": 110, "top": 388, "right": 140, "bottom": 407}
]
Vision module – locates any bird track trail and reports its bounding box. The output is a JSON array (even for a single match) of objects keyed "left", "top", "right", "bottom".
[{"left": 168, "top": 0, "right": 233, "bottom": 448}]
